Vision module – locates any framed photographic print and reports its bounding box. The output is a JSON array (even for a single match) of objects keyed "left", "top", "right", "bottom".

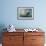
[{"left": 17, "top": 7, "right": 34, "bottom": 20}]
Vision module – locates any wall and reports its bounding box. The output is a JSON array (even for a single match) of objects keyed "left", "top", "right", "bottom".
[{"left": 0, "top": 0, "right": 46, "bottom": 30}]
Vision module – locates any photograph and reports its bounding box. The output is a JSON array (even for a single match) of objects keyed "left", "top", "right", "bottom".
[{"left": 17, "top": 7, "right": 34, "bottom": 20}]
